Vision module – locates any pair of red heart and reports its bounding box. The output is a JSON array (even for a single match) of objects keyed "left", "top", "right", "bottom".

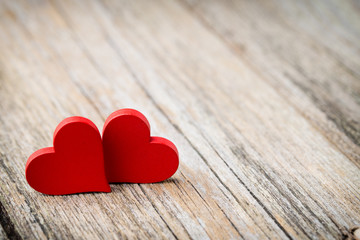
[{"left": 25, "top": 109, "right": 179, "bottom": 195}]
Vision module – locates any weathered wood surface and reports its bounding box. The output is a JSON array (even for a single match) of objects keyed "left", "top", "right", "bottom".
[{"left": 0, "top": 0, "right": 359, "bottom": 239}]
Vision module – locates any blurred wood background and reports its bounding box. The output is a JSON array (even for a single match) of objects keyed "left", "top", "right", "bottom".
[{"left": 0, "top": 0, "right": 359, "bottom": 239}]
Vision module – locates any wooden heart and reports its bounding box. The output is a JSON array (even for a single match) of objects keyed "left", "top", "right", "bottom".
[
  {"left": 102, "top": 109, "right": 179, "bottom": 183},
  {"left": 25, "top": 117, "right": 111, "bottom": 195}
]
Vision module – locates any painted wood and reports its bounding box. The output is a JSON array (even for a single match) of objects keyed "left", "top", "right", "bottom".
[
  {"left": 25, "top": 117, "right": 110, "bottom": 195},
  {"left": 103, "top": 109, "right": 179, "bottom": 183},
  {"left": 0, "top": 0, "right": 359, "bottom": 239}
]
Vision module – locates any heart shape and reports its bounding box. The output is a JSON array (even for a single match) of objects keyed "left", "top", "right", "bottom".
[
  {"left": 102, "top": 109, "right": 179, "bottom": 183},
  {"left": 25, "top": 117, "right": 111, "bottom": 195}
]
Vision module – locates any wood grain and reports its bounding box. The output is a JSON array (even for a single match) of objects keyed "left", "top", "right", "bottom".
[
  {"left": 0, "top": 0, "right": 359, "bottom": 239},
  {"left": 181, "top": 0, "right": 360, "bottom": 165}
]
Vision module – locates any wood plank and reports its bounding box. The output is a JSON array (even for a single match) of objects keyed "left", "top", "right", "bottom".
[
  {"left": 0, "top": 1, "right": 270, "bottom": 239},
  {"left": 0, "top": 0, "right": 359, "bottom": 239},
  {"left": 56, "top": 0, "right": 360, "bottom": 238},
  {"left": 181, "top": 0, "right": 360, "bottom": 164},
  {"left": 0, "top": 4, "right": 177, "bottom": 240}
]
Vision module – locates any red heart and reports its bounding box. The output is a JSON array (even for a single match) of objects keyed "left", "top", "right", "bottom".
[
  {"left": 102, "top": 109, "right": 179, "bottom": 183},
  {"left": 25, "top": 117, "right": 111, "bottom": 195}
]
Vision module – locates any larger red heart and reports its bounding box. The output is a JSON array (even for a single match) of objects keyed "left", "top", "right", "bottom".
[
  {"left": 102, "top": 109, "right": 179, "bottom": 183},
  {"left": 25, "top": 117, "right": 111, "bottom": 195}
]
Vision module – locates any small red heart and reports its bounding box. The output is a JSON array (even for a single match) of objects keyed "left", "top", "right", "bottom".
[
  {"left": 25, "top": 117, "right": 111, "bottom": 195},
  {"left": 102, "top": 109, "right": 179, "bottom": 183}
]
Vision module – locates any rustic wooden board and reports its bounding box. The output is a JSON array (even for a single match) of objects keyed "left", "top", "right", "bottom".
[
  {"left": 181, "top": 0, "right": 360, "bottom": 166},
  {"left": 0, "top": 0, "right": 359, "bottom": 239}
]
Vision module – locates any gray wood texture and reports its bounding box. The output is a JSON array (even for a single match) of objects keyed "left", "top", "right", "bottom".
[{"left": 0, "top": 0, "right": 359, "bottom": 239}]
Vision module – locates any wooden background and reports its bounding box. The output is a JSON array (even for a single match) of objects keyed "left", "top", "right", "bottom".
[{"left": 0, "top": 0, "right": 359, "bottom": 239}]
